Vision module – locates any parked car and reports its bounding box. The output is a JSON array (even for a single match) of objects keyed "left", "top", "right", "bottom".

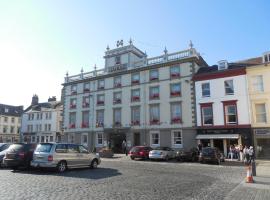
[
  {"left": 129, "top": 146, "right": 152, "bottom": 160},
  {"left": 0, "top": 143, "right": 11, "bottom": 167},
  {"left": 3, "top": 143, "right": 37, "bottom": 170},
  {"left": 176, "top": 147, "right": 199, "bottom": 162},
  {"left": 31, "top": 143, "right": 101, "bottom": 172},
  {"left": 199, "top": 147, "right": 222, "bottom": 165},
  {"left": 149, "top": 147, "right": 175, "bottom": 161},
  {"left": 0, "top": 143, "right": 10, "bottom": 152}
]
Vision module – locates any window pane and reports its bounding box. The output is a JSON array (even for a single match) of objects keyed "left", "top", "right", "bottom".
[{"left": 225, "top": 80, "right": 234, "bottom": 94}]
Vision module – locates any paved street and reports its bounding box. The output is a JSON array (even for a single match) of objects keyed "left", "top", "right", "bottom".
[{"left": 0, "top": 157, "right": 269, "bottom": 200}]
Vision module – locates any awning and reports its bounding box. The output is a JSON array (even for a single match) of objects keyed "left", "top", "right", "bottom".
[{"left": 196, "top": 134, "right": 239, "bottom": 140}]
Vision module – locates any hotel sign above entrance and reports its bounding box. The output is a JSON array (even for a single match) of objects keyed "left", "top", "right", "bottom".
[{"left": 107, "top": 64, "right": 128, "bottom": 73}]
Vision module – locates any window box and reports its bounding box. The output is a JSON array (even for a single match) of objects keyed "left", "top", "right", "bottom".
[
  {"left": 171, "top": 117, "right": 182, "bottom": 124},
  {"left": 170, "top": 91, "right": 181, "bottom": 97},
  {"left": 114, "top": 83, "right": 122, "bottom": 88},
  {"left": 131, "top": 120, "right": 140, "bottom": 126},
  {"left": 70, "top": 104, "right": 76, "bottom": 109},
  {"left": 96, "top": 122, "right": 104, "bottom": 128},
  {"left": 150, "top": 94, "right": 159, "bottom": 99},
  {"left": 132, "top": 80, "right": 140, "bottom": 85},
  {"left": 83, "top": 88, "right": 90, "bottom": 93},
  {"left": 69, "top": 123, "right": 76, "bottom": 129},
  {"left": 71, "top": 91, "right": 77, "bottom": 95},
  {"left": 150, "top": 119, "right": 160, "bottom": 125},
  {"left": 150, "top": 77, "right": 158, "bottom": 81},
  {"left": 114, "top": 99, "right": 121, "bottom": 104},
  {"left": 171, "top": 73, "right": 180, "bottom": 78},
  {"left": 81, "top": 122, "right": 89, "bottom": 128},
  {"left": 82, "top": 102, "right": 89, "bottom": 108},
  {"left": 114, "top": 122, "right": 121, "bottom": 126},
  {"left": 131, "top": 96, "right": 140, "bottom": 102},
  {"left": 97, "top": 101, "right": 104, "bottom": 105}
]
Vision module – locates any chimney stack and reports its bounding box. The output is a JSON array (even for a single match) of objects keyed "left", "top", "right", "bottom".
[{"left": 31, "top": 94, "right": 39, "bottom": 105}]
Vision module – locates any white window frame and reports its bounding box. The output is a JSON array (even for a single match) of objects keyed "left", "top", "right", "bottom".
[
  {"left": 96, "top": 132, "right": 103, "bottom": 147},
  {"left": 252, "top": 75, "right": 264, "bottom": 92},
  {"left": 171, "top": 130, "right": 183, "bottom": 148},
  {"left": 224, "top": 79, "right": 234, "bottom": 95},
  {"left": 81, "top": 133, "right": 88, "bottom": 147},
  {"left": 150, "top": 131, "right": 160, "bottom": 147},
  {"left": 255, "top": 103, "right": 267, "bottom": 123},
  {"left": 201, "top": 82, "right": 210, "bottom": 97}
]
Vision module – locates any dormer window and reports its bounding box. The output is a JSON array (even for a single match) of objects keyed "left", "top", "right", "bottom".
[
  {"left": 263, "top": 52, "right": 270, "bottom": 63},
  {"left": 218, "top": 60, "right": 228, "bottom": 70},
  {"left": 115, "top": 56, "right": 121, "bottom": 65}
]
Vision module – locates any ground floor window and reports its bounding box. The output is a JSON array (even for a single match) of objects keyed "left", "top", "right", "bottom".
[
  {"left": 96, "top": 132, "right": 103, "bottom": 146},
  {"left": 49, "top": 136, "right": 54, "bottom": 142},
  {"left": 150, "top": 132, "right": 160, "bottom": 146},
  {"left": 41, "top": 136, "right": 45, "bottom": 143},
  {"left": 31, "top": 136, "right": 36, "bottom": 143},
  {"left": 172, "top": 130, "right": 182, "bottom": 147}
]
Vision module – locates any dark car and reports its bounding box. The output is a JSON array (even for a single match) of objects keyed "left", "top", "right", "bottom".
[
  {"left": 0, "top": 143, "right": 11, "bottom": 167},
  {"left": 129, "top": 146, "right": 152, "bottom": 160},
  {"left": 199, "top": 147, "right": 222, "bottom": 165},
  {"left": 176, "top": 147, "right": 199, "bottom": 162},
  {"left": 3, "top": 143, "right": 37, "bottom": 170}
]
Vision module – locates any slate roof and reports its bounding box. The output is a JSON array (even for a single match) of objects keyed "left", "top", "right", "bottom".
[
  {"left": 24, "top": 101, "right": 62, "bottom": 113},
  {"left": 196, "top": 57, "right": 263, "bottom": 75},
  {"left": 0, "top": 104, "right": 24, "bottom": 117}
]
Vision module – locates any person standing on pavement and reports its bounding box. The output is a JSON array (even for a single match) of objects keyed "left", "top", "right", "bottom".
[
  {"left": 239, "top": 144, "right": 244, "bottom": 161},
  {"left": 122, "top": 140, "right": 127, "bottom": 156}
]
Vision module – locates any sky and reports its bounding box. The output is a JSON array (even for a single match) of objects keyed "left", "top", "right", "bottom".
[{"left": 0, "top": 0, "right": 269, "bottom": 108}]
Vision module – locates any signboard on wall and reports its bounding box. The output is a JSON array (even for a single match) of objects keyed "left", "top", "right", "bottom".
[{"left": 255, "top": 129, "right": 270, "bottom": 135}]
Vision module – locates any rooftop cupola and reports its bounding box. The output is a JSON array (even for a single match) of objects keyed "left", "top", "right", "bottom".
[{"left": 31, "top": 94, "right": 39, "bottom": 105}]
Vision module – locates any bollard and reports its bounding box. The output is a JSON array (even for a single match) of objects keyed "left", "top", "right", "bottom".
[{"left": 251, "top": 160, "right": 256, "bottom": 176}]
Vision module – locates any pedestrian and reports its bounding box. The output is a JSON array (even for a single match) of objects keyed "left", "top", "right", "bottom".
[
  {"left": 228, "top": 145, "right": 234, "bottom": 160},
  {"left": 197, "top": 142, "right": 202, "bottom": 153},
  {"left": 239, "top": 144, "right": 243, "bottom": 161},
  {"left": 122, "top": 140, "right": 127, "bottom": 156},
  {"left": 249, "top": 146, "right": 255, "bottom": 162},
  {"left": 243, "top": 145, "right": 250, "bottom": 165},
  {"left": 235, "top": 144, "right": 240, "bottom": 160}
]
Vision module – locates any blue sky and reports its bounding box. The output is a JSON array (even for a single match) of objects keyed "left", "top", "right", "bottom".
[{"left": 0, "top": 0, "right": 269, "bottom": 108}]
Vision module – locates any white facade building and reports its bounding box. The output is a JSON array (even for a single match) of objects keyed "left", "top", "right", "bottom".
[
  {"left": 0, "top": 104, "right": 23, "bottom": 143},
  {"left": 62, "top": 41, "right": 208, "bottom": 152},
  {"left": 21, "top": 95, "right": 63, "bottom": 143},
  {"left": 194, "top": 61, "right": 252, "bottom": 156}
]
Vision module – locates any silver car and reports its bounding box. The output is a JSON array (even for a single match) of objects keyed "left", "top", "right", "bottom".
[
  {"left": 149, "top": 147, "right": 176, "bottom": 161},
  {"left": 31, "top": 143, "right": 101, "bottom": 172}
]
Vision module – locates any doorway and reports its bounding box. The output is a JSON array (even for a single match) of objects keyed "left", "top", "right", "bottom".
[
  {"left": 214, "top": 139, "right": 224, "bottom": 153},
  {"left": 134, "top": 132, "right": 140, "bottom": 146},
  {"left": 109, "top": 132, "right": 126, "bottom": 153}
]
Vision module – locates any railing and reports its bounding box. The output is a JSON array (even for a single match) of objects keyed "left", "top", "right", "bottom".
[{"left": 65, "top": 48, "right": 198, "bottom": 83}]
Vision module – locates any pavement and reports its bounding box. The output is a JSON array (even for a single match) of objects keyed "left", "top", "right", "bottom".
[{"left": 107, "top": 154, "right": 270, "bottom": 200}]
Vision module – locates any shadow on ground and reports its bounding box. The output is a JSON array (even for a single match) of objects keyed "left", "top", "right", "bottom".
[{"left": 9, "top": 167, "right": 122, "bottom": 180}]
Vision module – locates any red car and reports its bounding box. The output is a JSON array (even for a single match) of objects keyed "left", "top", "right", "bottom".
[{"left": 129, "top": 146, "right": 152, "bottom": 160}]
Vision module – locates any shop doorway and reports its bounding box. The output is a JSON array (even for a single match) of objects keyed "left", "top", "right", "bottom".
[
  {"left": 257, "top": 138, "right": 270, "bottom": 159},
  {"left": 201, "top": 139, "right": 210, "bottom": 147},
  {"left": 214, "top": 139, "right": 224, "bottom": 153},
  {"left": 134, "top": 133, "right": 140, "bottom": 146}
]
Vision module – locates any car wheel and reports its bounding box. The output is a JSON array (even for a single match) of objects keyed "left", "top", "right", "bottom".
[
  {"left": 216, "top": 159, "right": 221, "bottom": 165},
  {"left": 130, "top": 156, "right": 135, "bottom": 160},
  {"left": 11, "top": 166, "right": 18, "bottom": 171},
  {"left": 90, "top": 159, "right": 98, "bottom": 169},
  {"left": 57, "top": 161, "right": 67, "bottom": 173}
]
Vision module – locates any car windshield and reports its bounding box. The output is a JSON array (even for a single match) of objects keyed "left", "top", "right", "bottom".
[
  {"left": 130, "top": 147, "right": 141, "bottom": 152},
  {"left": 0, "top": 144, "right": 8, "bottom": 151},
  {"left": 202, "top": 148, "right": 214, "bottom": 154},
  {"left": 8, "top": 144, "right": 24, "bottom": 152},
  {"left": 36, "top": 143, "right": 53, "bottom": 153}
]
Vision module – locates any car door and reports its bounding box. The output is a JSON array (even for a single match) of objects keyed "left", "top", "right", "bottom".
[
  {"left": 67, "top": 144, "right": 80, "bottom": 167},
  {"left": 78, "top": 145, "right": 91, "bottom": 166}
]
